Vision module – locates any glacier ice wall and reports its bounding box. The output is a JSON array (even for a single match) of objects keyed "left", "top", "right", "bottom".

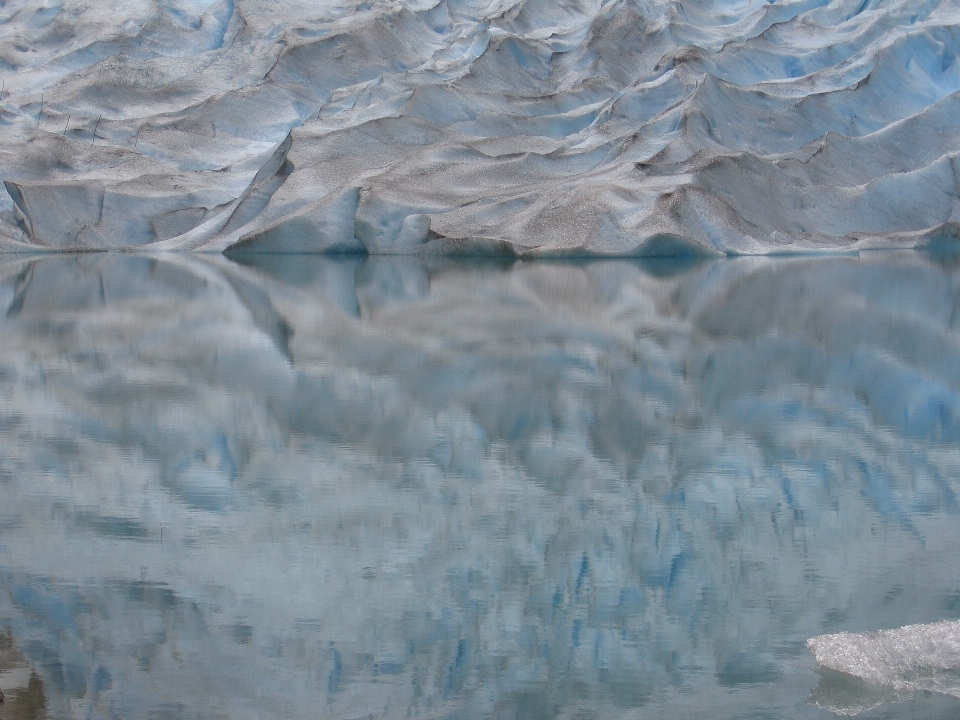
[{"left": 0, "top": 0, "right": 959, "bottom": 253}]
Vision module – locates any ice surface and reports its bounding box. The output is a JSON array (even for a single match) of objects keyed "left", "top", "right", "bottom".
[
  {"left": 0, "top": 0, "right": 959, "bottom": 253},
  {"left": 808, "top": 620, "right": 960, "bottom": 715}
]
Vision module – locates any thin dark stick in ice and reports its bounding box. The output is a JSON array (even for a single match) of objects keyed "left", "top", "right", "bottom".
[
  {"left": 92, "top": 114, "right": 101, "bottom": 144},
  {"left": 37, "top": 93, "right": 43, "bottom": 128},
  {"left": 64, "top": 114, "right": 70, "bottom": 135}
]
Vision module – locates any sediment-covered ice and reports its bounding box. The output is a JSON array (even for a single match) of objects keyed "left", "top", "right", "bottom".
[{"left": 0, "top": 0, "right": 959, "bottom": 253}]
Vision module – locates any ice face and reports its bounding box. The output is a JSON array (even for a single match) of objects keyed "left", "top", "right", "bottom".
[{"left": 0, "top": 0, "right": 959, "bottom": 253}]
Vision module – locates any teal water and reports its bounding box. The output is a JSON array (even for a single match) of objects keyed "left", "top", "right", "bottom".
[{"left": 0, "top": 251, "right": 959, "bottom": 718}]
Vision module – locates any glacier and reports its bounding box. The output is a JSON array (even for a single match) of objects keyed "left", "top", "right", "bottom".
[
  {"left": 1, "top": 251, "right": 960, "bottom": 717},
  {"left": 0, "top": 0, "right": 959, "bottom": 253}
]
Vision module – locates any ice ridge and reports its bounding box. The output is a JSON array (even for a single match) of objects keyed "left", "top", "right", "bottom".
[{"left": 0, "top": 0, "right": 959, "bottom": 254}]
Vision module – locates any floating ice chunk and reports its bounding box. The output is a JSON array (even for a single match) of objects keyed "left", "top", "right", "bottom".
[{"left": 808, "top": 620, "right": 960, "bottom": 713}]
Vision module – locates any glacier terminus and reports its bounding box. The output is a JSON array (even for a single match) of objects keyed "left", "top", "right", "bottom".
[{"left": 0, "top": 0, "right": 958, "bottom": 254}]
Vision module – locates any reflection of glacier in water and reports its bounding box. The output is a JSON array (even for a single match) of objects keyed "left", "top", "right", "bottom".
[{"left": 1, "top": 251, "right": 960, "bottom": 717}]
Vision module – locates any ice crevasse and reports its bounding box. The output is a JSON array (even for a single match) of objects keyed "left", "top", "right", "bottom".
[{"left": 0, "top": 0, "right": 959, "bottom": 255}]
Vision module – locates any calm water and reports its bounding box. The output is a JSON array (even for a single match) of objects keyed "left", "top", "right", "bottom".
[{"left": 1, "top": 251, "right": 959, "bottom": 719}]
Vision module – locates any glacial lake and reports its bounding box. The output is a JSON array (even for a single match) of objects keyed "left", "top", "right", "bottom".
[{"left": 1, "top": 250, "right": 959, "bottom": 719}]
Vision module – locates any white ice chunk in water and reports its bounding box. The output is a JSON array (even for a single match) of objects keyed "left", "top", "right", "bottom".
[{"left": 808, "top": 620, "right": 960, "bottom": 709}]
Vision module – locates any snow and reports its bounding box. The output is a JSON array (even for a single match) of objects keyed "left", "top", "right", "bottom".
[{"left": 0, "top": 0, "right": 958, "bottom": 253}]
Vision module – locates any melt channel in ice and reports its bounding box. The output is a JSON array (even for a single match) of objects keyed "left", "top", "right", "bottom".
[{"left": 0, "top": 0, "right": 959, "bottom": 255}]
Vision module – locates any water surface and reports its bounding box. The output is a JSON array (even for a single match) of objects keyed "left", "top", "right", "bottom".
[{"left": 1, "top": 251, "right": 960, "bottom": 718}]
